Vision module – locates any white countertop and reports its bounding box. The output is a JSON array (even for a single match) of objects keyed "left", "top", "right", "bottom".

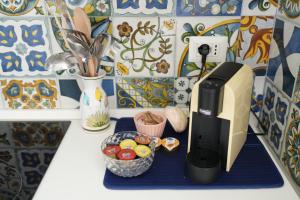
[{"left": 0, "top": 109, "right": 298, "bottom": 200}]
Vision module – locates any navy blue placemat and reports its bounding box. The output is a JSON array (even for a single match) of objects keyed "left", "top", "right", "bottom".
[{"left": 103, "top": 118, "right": 283, "bottom": 190}]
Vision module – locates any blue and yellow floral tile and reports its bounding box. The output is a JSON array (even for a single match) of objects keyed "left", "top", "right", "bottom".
[
  {"left": 0, "top": 19, "right": 52, "bottom": 76},
  {"left": 111, "top": 0, "right": 174, "bottom": 16},
  {"left": 236, "top": 16, "right": 275, "bottom": 73},
  {"left": 176, "top": 0, "right": 242, "bottom": 16},
  {"left": 17, "top": 149, "right": 56, "bottom": 188},
  {"left": 260, "top": 78, "right": 291, "bottom": 156},
  {"left": 293, "top": 73, "right": 300, "bottom": 108},
  {"left": 10, "top": 122, "right": 65, "bottom": 148},
  {"left": 241, "top": 0, "right": 278, "bottom": 16},
  {"left": 174, "top": 77, "right": 197, "bottom": 107},
  {"left": 281, "top": 103, "right": 300, "bottom": 192},
  {"left": 266, "top": 18, "right": 300, "bottom": 98},
  {"left": 116, "top": 77, "right": 174, "bottom": 108},
  {"left": 0, "top": 78, "right": 59, "bottom": 109},
  {"left": 0, "top": 0, "right": 45, "bottom": 16},
  {"left": 46, "top": 0, "right": 111, "bottom": 16},
  {"left": 113, "top": 17, "right": 176, "bottom": 77},
  {"left": 278, "top": 0, "right": 300, "bottom": 26},
  {"left": 175, "top": 16, "right": 240, "bottom": 77},
  {"left": 59, "top": 78, "right": 116, "bottom": 109}
]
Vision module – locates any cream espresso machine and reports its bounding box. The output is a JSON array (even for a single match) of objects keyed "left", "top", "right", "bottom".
[{"left": 185, "top": 62, "right": 253, "bottom": 183}]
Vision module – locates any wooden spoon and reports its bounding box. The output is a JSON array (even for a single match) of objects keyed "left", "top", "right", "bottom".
[
  {"left": 87, "top": 57, "right": 97, "bottom": 77},
  {"left": 73, "top": 7, "right": 92, "bottom": 42}
]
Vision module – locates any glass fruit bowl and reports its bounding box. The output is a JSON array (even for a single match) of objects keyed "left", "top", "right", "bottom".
[{"left": 101, "top": 131, "right": 155, "bottom": 177}]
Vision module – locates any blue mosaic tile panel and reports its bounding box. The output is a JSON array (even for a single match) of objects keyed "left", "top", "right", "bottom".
[{"left": 0, "top": 19, "right": 52, "bottom": 76}]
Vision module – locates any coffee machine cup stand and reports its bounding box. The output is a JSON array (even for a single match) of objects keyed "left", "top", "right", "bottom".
[{"left": 185, "top": 62, "right": 253, "bottom": 183}]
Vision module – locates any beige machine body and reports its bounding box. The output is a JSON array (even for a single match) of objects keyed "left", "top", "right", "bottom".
[{"left": 187, "top": 63, "right": 253, "bottom": 172}]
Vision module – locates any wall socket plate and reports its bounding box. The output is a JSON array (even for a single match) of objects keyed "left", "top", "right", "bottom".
[{"left": 188, "top": 36, "right": 228, "bottom": 63}]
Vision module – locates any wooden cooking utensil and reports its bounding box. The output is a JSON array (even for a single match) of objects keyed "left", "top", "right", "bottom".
[
  {"left": 73, "top": 7, "right": 92, "bottom": 42},
  {"left": 87, "top": 57, "right": 97, "bottom": 77}
]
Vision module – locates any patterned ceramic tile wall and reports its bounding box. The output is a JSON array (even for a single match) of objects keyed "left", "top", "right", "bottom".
[
  {"left": 260, "top": 78, "right": 290, "bottom": 155},
  {"left": 281, "top": 103, "right": 300, "bottom": 191},
  {"left": 176, "top": 16, "right": 241, "bottom": 77},
  {"left": 241, "top": 0, "right": 278, "bottom": 16},
  {"left": 174, "top": 77, "right": 197, "bottom": 107},
  {"left": 293, "top": 73, "right": 300, "bottom": 108},
  {"left": 0, "top": 78, "right": 59, "bottom": 109},
  {"left": 116, "top": 77, "right": 174, "bottom": 108},
  {"left": 239, "top": 0, "right": 278, "bottom": 114},
  {"left": 261, "top": 7, "right": 300, "bottom": 195},
  {"left": 0, "top": 18, "right": 52, "bottom": 76},
  {"left": 112, "top": 0, "right": 174, "bottom": 15},
  {"left": 0, "top": 0, "right": 279, "bottom": 111},
  {"left": 267, "top": 17, "right": 300, "bottom": 98},
  {"left": 236, "top": 16, "right": 275, "bottom": 72},
  {"left": 46, "top": 0, "right": 111, "bottom": 16},
  {"left": 176, "top": 0, "right": 242, "bottom": 16},
  {"left": 235, "top": 15, "right": 275, "bottom": 112},
  {"left": 251, "top": 75, "right": 264, "bottom": 114},
  {"left": 113, "top": 17, "right": 176, "bottom": 77},
  {"left": 278, "top": 0, "right": 300, "bottom": 26}
]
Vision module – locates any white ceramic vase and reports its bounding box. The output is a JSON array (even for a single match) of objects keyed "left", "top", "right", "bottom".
[{"left": 78, "top": 69, "right": 110, "bottom": 131}]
